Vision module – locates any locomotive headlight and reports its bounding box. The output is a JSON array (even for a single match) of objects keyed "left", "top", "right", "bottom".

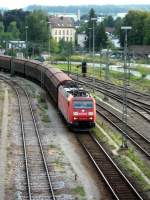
[
  {"left": 88, "top": 112, "right": 93, "bottom": 116},
  {"left": 73, "top": 112, "right": 78, "bottom": 116}
]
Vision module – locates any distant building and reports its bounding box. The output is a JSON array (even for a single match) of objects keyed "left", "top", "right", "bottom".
[
  {"left": 77, "top": 33, "right": 87, "bottom": 48},
  {"left": 129, "top": 45, "right": 150, "bottom": 57},
  {"left": 49, "top": 16, "right": 76, "bottom": 43},
  {"left": 105, "top": 27, "right": 115, "bottom": 36},
  {"left": 8, "top": 41, "right": 26, "bottom": 49}
]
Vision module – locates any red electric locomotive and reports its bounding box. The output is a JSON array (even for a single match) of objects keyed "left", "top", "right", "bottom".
[{"left": 58, "top": 81, "right": 96, "bottom": 129}]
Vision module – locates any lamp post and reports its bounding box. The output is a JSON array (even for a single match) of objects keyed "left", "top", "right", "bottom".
[
  {"left": 25, "top": 26, "right": 28, "bottom": 58},
  {"left": 48, "top": 22, "right": 51, "bottom": 62},
  {"left": 91, "top": 17, "right": 97, "bottom": 93},
  {"left": 88, "top": 27, "right": 92, "bottom": 54},
  {"left": 121, "top": 26, "right": 132, "bottom": 148}
]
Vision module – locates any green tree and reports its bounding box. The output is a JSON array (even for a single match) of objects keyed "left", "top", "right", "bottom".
[
  {"left": 95, "top": 22, "right": 108, "bottom": 50},
  {"left": 26, "top": 10, "right": 49, "bottom": 46},
  {"left": 59, "top": 39, "right": 73, "bottom": 72},
  {"left": 103, "top": 16, "right": 114, "bottom": 27},
  {"left": 7, "top": 21, "right": 20, "bottom": 40},
  {"left": 143, "top": 15, "right": 150, "bottom": 44},
  {"left": 0, "top": 21, "right": 4, "bottom": 36},
  {"left": 85, "top": 8, "right": 97, "bottom": 50},
  {"left": 119, "top": 10, "right": 149, "bottom": 46},
  {"left": 3, "top": 9, "right": 29, "bottom": 38},
  {"left": 50, "top": 38, "right": 59, "bottom": 54}
]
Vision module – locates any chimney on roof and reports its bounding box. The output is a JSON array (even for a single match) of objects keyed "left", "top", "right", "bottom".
[{"left": 60, "top": 16, "right": 63, "bottom": 20}]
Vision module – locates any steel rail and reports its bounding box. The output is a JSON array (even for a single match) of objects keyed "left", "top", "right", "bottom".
[
  {"left": 66, "top": 71, "right": 150, "bottom": 99},
  {"left": 77, "top": 133, "right": 143, "bottom": 200},
  {"left": 0, "top": 75, "right": 56, "bottom": 199},
  {"left": 96, "top": 102, "right": 150, "bottom": 158}
]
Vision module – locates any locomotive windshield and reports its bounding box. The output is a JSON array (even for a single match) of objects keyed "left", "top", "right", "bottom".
[{"left": 73, "top": 100, "right": 93, "bottom": 109}]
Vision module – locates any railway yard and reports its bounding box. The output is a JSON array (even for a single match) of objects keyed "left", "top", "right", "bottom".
[{"left": 0, "top": 65, "right": 150, "bottom": 200}]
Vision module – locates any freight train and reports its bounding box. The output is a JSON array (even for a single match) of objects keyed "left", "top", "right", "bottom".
[{"left": 0, "top": 55, "right": 96, "bottom": 129}]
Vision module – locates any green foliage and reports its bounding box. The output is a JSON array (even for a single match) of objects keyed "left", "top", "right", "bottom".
[
  {"left": 3, "top": 9, "right": 29, "bottom": 39},
  {"left": 59, "top": 39, "right": 73, "bottom": 56},
  {"left": 26, "top": 10, "right": 49, "bottom": 44},
  {"left": 50, "top": 38, "right": 60, "bottom": 54},
  {"left": 143, "top": 15, "right": 150, "bottom": 44},
  {"left": 7, "top": 21, "right": 20, "bottom": 40},
  {"left": 103, "top": 15, "right": 114, "bottom": 27},
  {"left": 85, "top": 8, "right": 108, "bottom": 51},
  {"left": 71, "top": 186, "right": 85, "bottom": 196},
  {"left": 95, "top": 22, "right": 108, "bottom": 50},
  {"left": 119, "top": 10, "right": 150, "bottom": 46}
]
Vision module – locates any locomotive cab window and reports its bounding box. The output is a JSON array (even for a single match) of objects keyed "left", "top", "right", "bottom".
[{"left": 73, "top": 100, "right": 93, "bottom": 109}]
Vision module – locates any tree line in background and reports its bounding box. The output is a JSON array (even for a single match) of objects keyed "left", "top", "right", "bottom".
[
  {"left": 26, "top": 4, "right": 150, "bottom": 15},
  {"left": 0, "top": 8, "right": 150, "bottom": 57}
]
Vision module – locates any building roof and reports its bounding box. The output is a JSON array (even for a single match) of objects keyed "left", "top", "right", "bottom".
[
  {"left": 105, "top": 27, "right": 115, "bottom": 34},
  {"left": 49, "top": 16, "right": 75, "bottom": 28},
  {"left": 129, "top": 45, "right": 150, "bottom": 55}
]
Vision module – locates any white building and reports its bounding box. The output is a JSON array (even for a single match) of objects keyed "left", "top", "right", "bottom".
[
  {"left": 77, "top": 33, "right": 87, "bottom": 48},
  {"left": 8, "top": 41, "right": 26, "bottom": 49},
  {"left": 49, "top": 16, "right": 76, "bottom": 43}
]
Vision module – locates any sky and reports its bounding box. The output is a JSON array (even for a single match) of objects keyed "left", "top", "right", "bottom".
[{"left": 0, "top": 0, "right": 150, "bottom": 9}]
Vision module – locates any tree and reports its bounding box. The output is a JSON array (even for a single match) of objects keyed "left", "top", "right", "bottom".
[
  {"left": 50, "top": 38, "right": 59, "bottom": 54},
  {"left": 3, "top": 9, "right": 29, "bottom": 38},
  {"left": 26, "top": 10, "right": 49, "bottom": 46},
  {"left": 85, "top": 8, "right": 97, "bottom": 50},
  {"left": 119, "top": 10, "right": 149, "bottom": 46},
  {"left": 7, "top": 21, "right": 20, "bottom": 40},
  {"left": 103, "top": 16, "right": 114, "bottom": 27},
  {"left": 143, "top": 15, "right": 150, "bottom": 44},
  {"left": 95, "top": 22, "right": 108, "bottom": 50},
  {"left": 59, "top": 39, "right": 74, "bottom": 72},
  {"left": 0, "top": 21, "right": 4, "bottom": 36}
]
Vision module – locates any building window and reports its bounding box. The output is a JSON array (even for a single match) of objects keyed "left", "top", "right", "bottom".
[
  {"left": 63, "top": 30, "right": 65, "bottom": 35},
  {"left": 55, "top": 30, "right": 57, "bottom": 35},
  {"left": 67, "top": 30, "right": 69, "bottom": 35},
  {"left": 59, "top": 30, "right": 61, "bottom": 35},
  {"left": 70, "top": 37, "right": 72, "bottom": 41},
  {"left": 66, "top": 37, "right": 69, "bottom": 41}
]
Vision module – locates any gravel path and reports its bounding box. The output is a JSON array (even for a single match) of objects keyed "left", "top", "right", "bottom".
[{"left": 0, "top": 88, "right": 9, "bottom": 199}]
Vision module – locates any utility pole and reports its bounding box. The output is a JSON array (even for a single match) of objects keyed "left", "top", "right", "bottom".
[
  {"left": 91, "top": 17, "right": 97, "bottom": 93},
  {"left": 11, "top": 42, "right": 14, "bottom": 76},
  {"left": 25, "top": 26, "right": 28, "bottom": 59},
  {"left": 121, "top": 26, "right": 132, "bottom": 149},
  {"left": 88, "top": 27, "right": 92, "bottom": 54},
  {"left": 103, "top": 43, "right": 109, "bottom": 102},
  {"left": 48, "top": 22, "right": 51, "bottom": 63}
]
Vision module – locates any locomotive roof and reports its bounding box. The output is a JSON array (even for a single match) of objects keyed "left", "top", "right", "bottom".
[{"left": 63, "top": 81, "right": 90, "bottom": 97}]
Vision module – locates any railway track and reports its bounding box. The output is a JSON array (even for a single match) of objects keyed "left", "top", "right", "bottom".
[
  {"left": 96, "top": 101, "right": 150, "bottom": 158},
  {"left": 68, "top": 72, "right": 150, "bottom": 109},
  {"left": 0, "top": 75, "right": 56, "bottom": 199},
  {"left": 68, "top": 73, "right": 150, "bottom": 123},
  {"left": 67, "top": 71, "right": 150, "bottom": 102},
  {"left": 77, "top": 133, "right": 143, "bottom": 200}
]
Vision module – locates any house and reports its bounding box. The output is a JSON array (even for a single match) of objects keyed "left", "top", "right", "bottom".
[{"left": 48, "top": 16, "right": 76, "bottom": 43}]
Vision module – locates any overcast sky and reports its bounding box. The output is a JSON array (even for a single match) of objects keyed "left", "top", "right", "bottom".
[{"left": 1, "top": 0, "right": 150, "bottom": 9}]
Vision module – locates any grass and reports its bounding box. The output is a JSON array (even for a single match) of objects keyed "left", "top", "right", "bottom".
[
  {"left": 53, "top": 62, "right": 150, "bottom": 92},
  {"left": 41, "top": 114, "right": 50, "bottom": 123},
  {"left": 71, "top": 186, "right": 86, "bottom": 197}
]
